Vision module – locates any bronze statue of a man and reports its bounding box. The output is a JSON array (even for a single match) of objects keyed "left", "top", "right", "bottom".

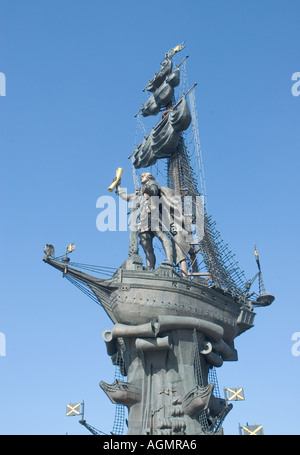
[{"left": 116, "top": 173, "right": 173, "bottom": 269}]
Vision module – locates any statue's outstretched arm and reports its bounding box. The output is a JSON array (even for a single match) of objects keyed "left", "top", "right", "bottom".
[{"left": 116, "top": 185, "right": 135, "bottom": 201}]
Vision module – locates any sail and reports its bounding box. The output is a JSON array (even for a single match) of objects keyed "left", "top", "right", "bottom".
[
  {"left": 141, "top": 68, "right": 180, "bottom": 117},
  {"left": 144, "top": 58, "right": 173, "bottom": 92},
  {"left": 132, "top": 96, "right": 191, "bottom": 169}
]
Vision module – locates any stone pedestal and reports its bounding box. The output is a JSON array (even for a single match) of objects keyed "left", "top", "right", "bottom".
[{"left": 101, "top": 317, "right": 232, "bottom": 435}]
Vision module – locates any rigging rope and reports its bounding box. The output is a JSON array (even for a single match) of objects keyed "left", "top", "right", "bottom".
[{"left": 64, "top": 274, "right": 102, "bottom": 306}]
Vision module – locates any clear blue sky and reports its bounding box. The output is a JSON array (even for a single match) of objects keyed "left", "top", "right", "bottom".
[{"left": 0, "top": 0, "right": 299, "bottom": 435}]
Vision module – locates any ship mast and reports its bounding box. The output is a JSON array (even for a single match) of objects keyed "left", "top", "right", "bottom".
[{"left": 132, "top": 44, "right": 249, "bottom": 295}]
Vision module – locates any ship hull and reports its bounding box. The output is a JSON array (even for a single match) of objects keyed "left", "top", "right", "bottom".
[{"left": 89, "top": 259, "right": 255, "bottom": 342}]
